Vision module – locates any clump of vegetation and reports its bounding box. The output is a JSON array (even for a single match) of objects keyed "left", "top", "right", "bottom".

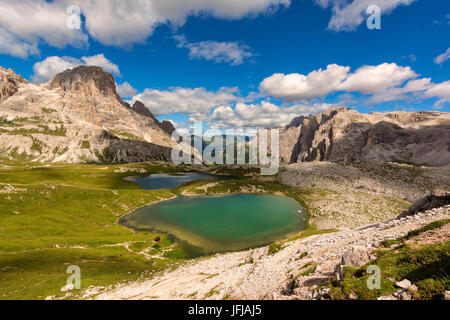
[
  {"left": 52, "top": 146, "right": 69, "bottom": 156},
  {"left": 204, "top": 285, "right": 221, "bottom": 298},
  {"left": 380, "top": 239, "right": 402, "bottom": 248},
  {"left": 81, "top": 140, "right": 90, "bottom": 149},
  {"left": 299, "top": 251, "right": 308, "bottom": 259},
  {"left": 41, "top": 107, "right": 57, "bottom": 114},
  {"left": 128, "top": 241, "right": 149, "bottom": 252},
  {"left": 405, "top": 219, "right": 450, "bottom": 239},
  {"left": 30, "top": 137, "right": 45, "bottom": 154},
  {"left": 0, "top": 117, "right": 21, "bottom": 127},
  {"left": 8, "top": 147, "right": 34, "bottom": 161},
  {"left": 268, "top": 241, "right": 283, "bottom": 255},
  {"left": 108, "top": 129, "right": 145, "bottom": 142},
  {"left": 95, "top": 147, "right": 116, "bottom": 163},
  {"left": 0, "top": 124, "right": 67, "bottom": 137},
  {"left": 300, "top": 264, "right": 317, "bottom": 276}
]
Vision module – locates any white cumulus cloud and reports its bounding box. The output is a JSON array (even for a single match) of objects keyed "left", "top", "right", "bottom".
[
  {"left": 132, "top": 87, "right": 242, "bottom": 117},
  {"left": 434, "top": 48, "right": 450, "bottom": 65},
  {"left": 424, "top": 80, "right": 450, "bottom": 102},
  {"left": 260, "top": 64, "right": 350, "bottom": 101},
  {"left": 32, "top": 54, "right": 120, "bottom": 83},
  {"left": 116, "top": 82, "right": 138, "bottom": 98},
  {"left": 315, "top": 0, "right": 416, "bottom": 31},
  {"left": 339, "top": 63, "right": 417, "bottom": 94},
  {"left": 0, "top": 0, "right": 88, "bottom": 58},
  {"left": 174, "top": 35, "right": 253, "bottom": 66},
  {"left": 0, "top": 0, "right": 290, "bottom": 57},
  {"left": 81, "top": 54, "right": 120, "bottom": 75},
  {"left": 208, "top": 101, "right": 333, "bottom": 129},
  {"left": 0, "top": 29, "right": 40, "bottom": 58},
  {"left": 260, "top": 62, "right": 419, "bottom": 102}
]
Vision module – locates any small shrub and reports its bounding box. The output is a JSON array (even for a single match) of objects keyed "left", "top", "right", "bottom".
[
  {"left": 268, "top": 241, "right": 283, "bottom": 255},
  {"left": 299, "top": 251, "right": 308, "bottom": 259},
  {"left": 300, "top": 265, "right": 317, "bottom": 276},
  {"left": 81, "top": 141, "right": 90, "bottom": 149}
]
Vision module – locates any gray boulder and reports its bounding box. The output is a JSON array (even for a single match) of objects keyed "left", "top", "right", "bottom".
[
  {"left": 398, "top": 193, "right": 449, "bottom": 218},
  {"left": 334, "top": 246, "right": 372, "bottom": 280}
]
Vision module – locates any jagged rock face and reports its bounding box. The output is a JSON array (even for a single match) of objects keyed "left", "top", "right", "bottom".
[
  {"left": 280, "top": 107, "right": 450, "bottom": 167},
  {"left": 46, "top": 66, "right": 129, "bottom": 108},
  {"left": 47, "top": 66, "right": 116, "bottom": 97},
  {"left": 132, "top": 100, "right": 176, "bottom": 135},
  {"left": 159, "top": 120, "right": 176, "bottom": 135},
  {"left": 0, "top": 66, "right": 28, "bottom": 103},
  {"left": 398, "top": 193, "right": 450, "bottom": 218},
  {"left": 0, "top": 65, "right": 177, "bottom": 163},
  {"left": 132, "top": 101, "right": 155, "bottom": 119}
]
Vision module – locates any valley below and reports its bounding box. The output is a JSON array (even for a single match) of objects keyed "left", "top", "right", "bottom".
[{"left": 0, "top": 159, "right": 448, "bottom": 300}]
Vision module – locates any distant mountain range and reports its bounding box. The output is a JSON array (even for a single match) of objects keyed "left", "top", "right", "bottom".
[{"left": 1, "top": 65, "right": 449, "bottom": 166}]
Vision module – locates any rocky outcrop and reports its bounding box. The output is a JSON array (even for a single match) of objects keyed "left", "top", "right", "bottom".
[
  {"left": 0, "top": 66, "right": 28, "bottom": 103},
  {"left": 132, "top": 100, "right": 176, "bottom": 135},
  {"left": 0, "top": 65, "right": 176, "bottom": 163},
  {"left": 398, "top": 192, "right": 450, "bottom": 218},
  {"left": 334, "top": 246, "right": 372, "bottom": 280},
  {"left": 47, "top": 66, "right": 130, "bottom": 108},
  {"left": 132, "top": 100, "right": 155, "bottom": 119},
  {"left": 280, "top": 107, "right": 450, "bottom": 167},
  {"left": 159, "top": 120, "right": 176, "bottom": 135}
]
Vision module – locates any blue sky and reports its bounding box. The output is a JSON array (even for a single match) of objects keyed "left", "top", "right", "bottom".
[{"left": 0, "top": 0, "right": 449, "bottom": 129}]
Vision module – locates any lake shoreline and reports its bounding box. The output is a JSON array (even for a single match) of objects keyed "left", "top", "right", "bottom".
[{"left": 120, "top": 193, "right": 307, "bottom": 255}]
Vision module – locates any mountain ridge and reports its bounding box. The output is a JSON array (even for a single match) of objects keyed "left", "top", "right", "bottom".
[
  {"left": 279, "top": 107, "right": 450, "bottom": 167},
  {"left": 0, "top": 65, "right": 175, "bottom": 163},
  {"left": 0, "top": 65, "right": 449, "bottom": 167}
]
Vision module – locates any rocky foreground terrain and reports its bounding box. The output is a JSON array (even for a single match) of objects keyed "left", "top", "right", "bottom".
[
  {"left": 0, "top": 66, "right": 179, "bottom": 163},
  {"left": 280, "top": 161, "right": 450, "bottom": 229},
  {"left": 88, "top": 205, "right": 449, "bottom": 300}
]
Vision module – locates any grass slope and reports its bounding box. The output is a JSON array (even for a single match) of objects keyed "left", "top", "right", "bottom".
[{"left": 0, "top": 161, "right": 193, "bottom": 300}]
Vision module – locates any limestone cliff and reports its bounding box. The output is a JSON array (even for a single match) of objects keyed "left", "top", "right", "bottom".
[
  {"left": 280, "top": 107, "right": 450, "bottom": 167},
  {"left": 0, "top": 66, "right": 28, "bottom": 103},
  {"left": 0, "top": 65, "right": 175, "bottom": 163}
]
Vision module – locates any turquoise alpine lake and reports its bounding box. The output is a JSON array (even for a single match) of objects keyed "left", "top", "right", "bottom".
[
  {"left": 125, "top": 172, "right": 223, "bottom": 190},
  {"left": 120, "top": 194, "right": 307, "bottom": 254}
]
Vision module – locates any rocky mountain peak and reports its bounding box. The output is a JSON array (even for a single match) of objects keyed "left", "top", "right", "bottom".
[
  {"left": 0, "top": 66, "right": 177, "bottom": 164},
  {"left": 286, "top": 107, "right": 349, "bottom": 129},
  {"left": 132, "top": 100, "right": 156, "bottom": 119},
  {"left": 159, "top": 120, "right": 176, "bottom": 135},
  {"left": 0, "top": 65, "right": 28, "bottom": 103},
  {"left": 46, "top": 66, "right": 119, "bottom": 98}
]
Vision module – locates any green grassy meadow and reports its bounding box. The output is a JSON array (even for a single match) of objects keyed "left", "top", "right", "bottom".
[{"left": 0, "top": 161, "right": 194, "bottom": 299}]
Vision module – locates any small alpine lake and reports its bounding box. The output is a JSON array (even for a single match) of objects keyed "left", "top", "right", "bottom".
[
  {"left": 125, "top": 172, "right": 224, "bottom": 190},
  {"left": 120, "top": 194, "right": 307, "bottom": 254}
]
